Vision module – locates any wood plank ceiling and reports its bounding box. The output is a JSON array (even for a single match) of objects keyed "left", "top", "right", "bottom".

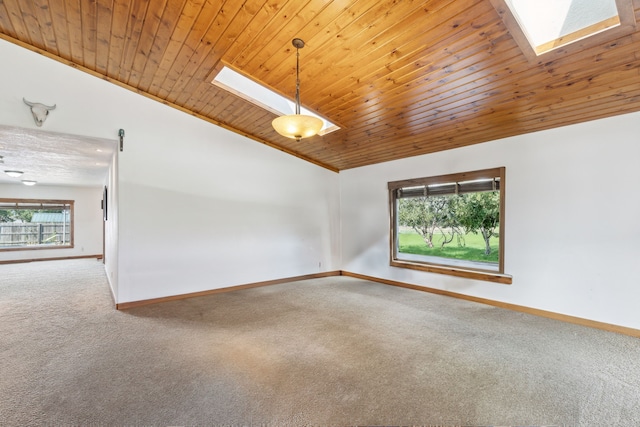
[{"left": 1, "top": 0, "right": 640, "bottom": 171}]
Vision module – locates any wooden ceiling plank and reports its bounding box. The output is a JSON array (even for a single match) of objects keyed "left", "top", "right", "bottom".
[
  {"left": 118, "top": 0, "right": 152, "bottom": 82},
  {"left": 131, "top": 0, "right": 187, "bottom": 90},
  {"left": 490, "top": 68, "right": 640, "bottom": 118},
  {"left": 348, "top": 27, "right": 636, "bottom": 125},
  {"left": 319, "top": 47, "right": 521, "bottom": 135},
  {"left": 0, "top": 1, "right": 18, "bottom": 38},
  {"left": 170, "top": 0, "right": 284, "bottom": 106},
  {"left": 225, "top": 0, "right": 315, "bottom": 73},
  {"left": 234, "top": 0, "right": 405, "bottom": 86},
  {"left": 334, "top": 84, "right": 640, "bottom": 158},
  {"left": 426, "top": 37, "right": 638, "bottom": 115},
  {"left": 298, "top": 0, "right": 416, "bottom": 63},
  {"left": 47, "top": 0, "right": 73, "bottom": 61},
  {"left": 95, "top": 0, "right": 114, "bottom": 75},
  {"left": 342, "top": 49, "right": 527, "bottom": 131},
  {"left": 224, "top": 102, "right": 265, "bottom": 128},
  {"left": 152, "top": 0, "right": 225, "bottom": 98},
  {"left": 339, "top": 32, "right": 639, "bottom": 135},
  {"left": 31, "top": 0, "right": 60, "bottom": 55},
  {"left": 126, "top": 0, "right": 169, "bottom": 87},
  {"left": 218, "top": 0, "right": 370, "bottom": 112},
  {"left": 206, "top": 90, "right": 245, "bottom": 119},
  {"left": 162, "top": 0, "right": 248, "bottom": 103},
  {"left": 459, "top": 38, "right": 640, "bottom": 111},
  {"left": 138, "top": 0, "right": 204, "bottom": 93},
  {"left": 312, "top": 3, "right": 498, "bottom": 115},
  {"left": 233, "top": 106, "right": 272, "bottom": 130},
  {"left": 375, "top": 95, "right": 640, "bottom": 167},
  {"left": 105, "top": 0, "right": 132, "bottom": 79},
  {"left": 292, "top": 0, "right": 484, "bottom": 109},
  {"left": 341, "top": 81, "right": 637, "bottom": 154},
  {"left": 16, "top": 0, "right": 47, "bottom": 50},
  {"left": 262, "top": 0, "right": 462, "bottom": 91},
  {"left": 189, "top": 86, "right": 223, "bottom": 116},
  {"left": 255, "top": 0, "right": 397, "bottom": 87},
  {"left": 334, "top": 75, "right": 640, "bottom": 164},
  {"left": 224, "top": 0, "right": 362, "bottom": 76},
  {"left": 292, "top": 17, "right": 640, "bottom": 167},
  {"left": 194, "top": 77, "right": 243, "bottom": 117},
  {"left": 63, "top": 0, "right": 84, "bottom": 65},
  {"left": 2, "top": 0, "right": 27, "bottom": 36},
  {"left": 321, "top": 15, "right": 514, "bottom": 123},
  {"left": 362, "top": 28, "right": 514, "bottom": 103},
  {"left": 79, "top": 0, "right": 98, "bottom": 69}
]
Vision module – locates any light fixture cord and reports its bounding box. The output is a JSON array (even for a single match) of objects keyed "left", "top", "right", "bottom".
[{"left": 295, "top": 46, "right": 301, "bottom": 115}]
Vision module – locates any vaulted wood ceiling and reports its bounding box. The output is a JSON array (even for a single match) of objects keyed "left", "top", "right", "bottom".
[{"left": 1, "top": 0, "right": 640, "bottom": 171}]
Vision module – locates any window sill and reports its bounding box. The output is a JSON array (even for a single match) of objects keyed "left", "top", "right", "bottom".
[
  {"left": 0, "top": 244, "right": 74, "bottom": 252},
  {"left": 390, "top": 259, "right": 512, "bottom": 284}
]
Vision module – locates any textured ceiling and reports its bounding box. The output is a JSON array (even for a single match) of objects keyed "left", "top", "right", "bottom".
[{"left": 0, "top": 125, "right": 116, "bottom": 187}]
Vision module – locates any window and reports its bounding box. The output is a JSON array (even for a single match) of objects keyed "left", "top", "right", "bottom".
[
  {"left": 490, "top": 0, "right": 636, "bottom": 59},
  {"left": 212, "top": 66, "right": 340, "bottom": 135},
  {"left": 0, "top": 199, "right": 74, "bottom": 251},
  {"left": 388, "top": 168, "right": 511, "bottom": 284}
]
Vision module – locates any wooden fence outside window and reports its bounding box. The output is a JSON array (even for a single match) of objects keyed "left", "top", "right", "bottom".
[{"left": 0, "top": 223, "right": 71, "bottom": 247}]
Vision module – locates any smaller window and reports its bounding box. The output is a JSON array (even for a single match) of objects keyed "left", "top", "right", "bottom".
[
  {"left": 508, "top": 0, "right": 620, "bottom": 55},
  {"left": 0, "top": 199, "right": 74, "bottom": 251},
  {"left": 490, "top": 0, "right": 636, "bottom": 59},
  {"left": 212, "top": 66, "right": 340, "bottom": 135},
  {"left": 389, "top": 168, "right": 511, "bottom": 284}
]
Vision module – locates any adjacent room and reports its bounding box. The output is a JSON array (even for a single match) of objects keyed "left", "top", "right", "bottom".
[{"left": 1, "top": 0, "right": 640, "bottom": 425}]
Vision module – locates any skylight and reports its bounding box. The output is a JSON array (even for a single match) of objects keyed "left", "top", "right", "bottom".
[
  {"left": 505, "top": 0, "right": 620, "bottom": 55},
  {"left": 212, "top": 66, "right": 339, "bottom": 136}
]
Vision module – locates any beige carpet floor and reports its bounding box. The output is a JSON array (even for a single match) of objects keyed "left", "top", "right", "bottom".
[{"left": 1, "top": 259, "right": 640, "bottom": 426}]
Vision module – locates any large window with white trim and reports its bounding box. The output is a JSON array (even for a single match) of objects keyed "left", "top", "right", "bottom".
[
  {"left": 389, "top": 168, "right": 510, "bottom": 284},
  {"left": 0, "top": 199, "right": 74, "bottom": 251}
]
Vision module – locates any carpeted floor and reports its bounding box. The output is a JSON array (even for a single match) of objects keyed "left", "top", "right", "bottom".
[{"left": 1, "top": 259, "right": 640, "bottom": 426}]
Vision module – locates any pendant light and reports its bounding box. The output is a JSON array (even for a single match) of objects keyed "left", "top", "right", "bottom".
[{"left": 272, "top": 38, "right": 323, "bottom": 141}]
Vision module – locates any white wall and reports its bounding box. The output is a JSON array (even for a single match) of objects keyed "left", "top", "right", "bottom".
[
  {"left": 116, "top": 110, "right": 341, "bottom": 303},
  {"left": 0, "top": 39, "right": 341, "bottom": 304},
  {"left": 0, "top": 184, "right": 103, "bottom": 262},
  {"left": 341, "top": 111, "right": 640, "bottom": 330}
]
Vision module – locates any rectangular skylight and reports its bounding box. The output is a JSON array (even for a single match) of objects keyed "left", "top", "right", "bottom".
[
  {"left": 212, "top": 66, "right": 339, "bottom": 135},
  {"left": 505, "top": 0, "right": 620, "bottom": 54}
]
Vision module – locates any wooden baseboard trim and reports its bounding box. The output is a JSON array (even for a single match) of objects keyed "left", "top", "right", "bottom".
[
  {"left": 113, "top": 269, "right": 639, "bottom": 337},
  {"left": 0, "top": 254, "right": 102, "bottom": 265},
  {"left": 116, "top": 270, "right": 342, "bottom": 310},
  {"left": 341, "top": 271, "right": 640, "bottom": 338}
]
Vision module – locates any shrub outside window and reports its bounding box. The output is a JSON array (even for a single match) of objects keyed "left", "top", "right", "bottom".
[
  {"left": 0, "top": 199, "right": 74, "bottom": 251},
  {"left": 388, "top": 167, "right": 510, "bottom": 284}
]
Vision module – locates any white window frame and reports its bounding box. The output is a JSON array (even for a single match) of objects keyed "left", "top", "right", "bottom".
[{"left": 0, "top": 198, "right": 74, "bottom": 251}]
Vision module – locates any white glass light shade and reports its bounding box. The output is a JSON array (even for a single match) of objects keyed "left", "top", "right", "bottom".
[
  {"left": 272, "top": 114, "right": 323, "bottom": 140},
  {"left": 4, "top": 170, "right": 24, "bottom": 177},
  {"left": 21, "top": 180, "right": 37, "bottom": 186}
]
